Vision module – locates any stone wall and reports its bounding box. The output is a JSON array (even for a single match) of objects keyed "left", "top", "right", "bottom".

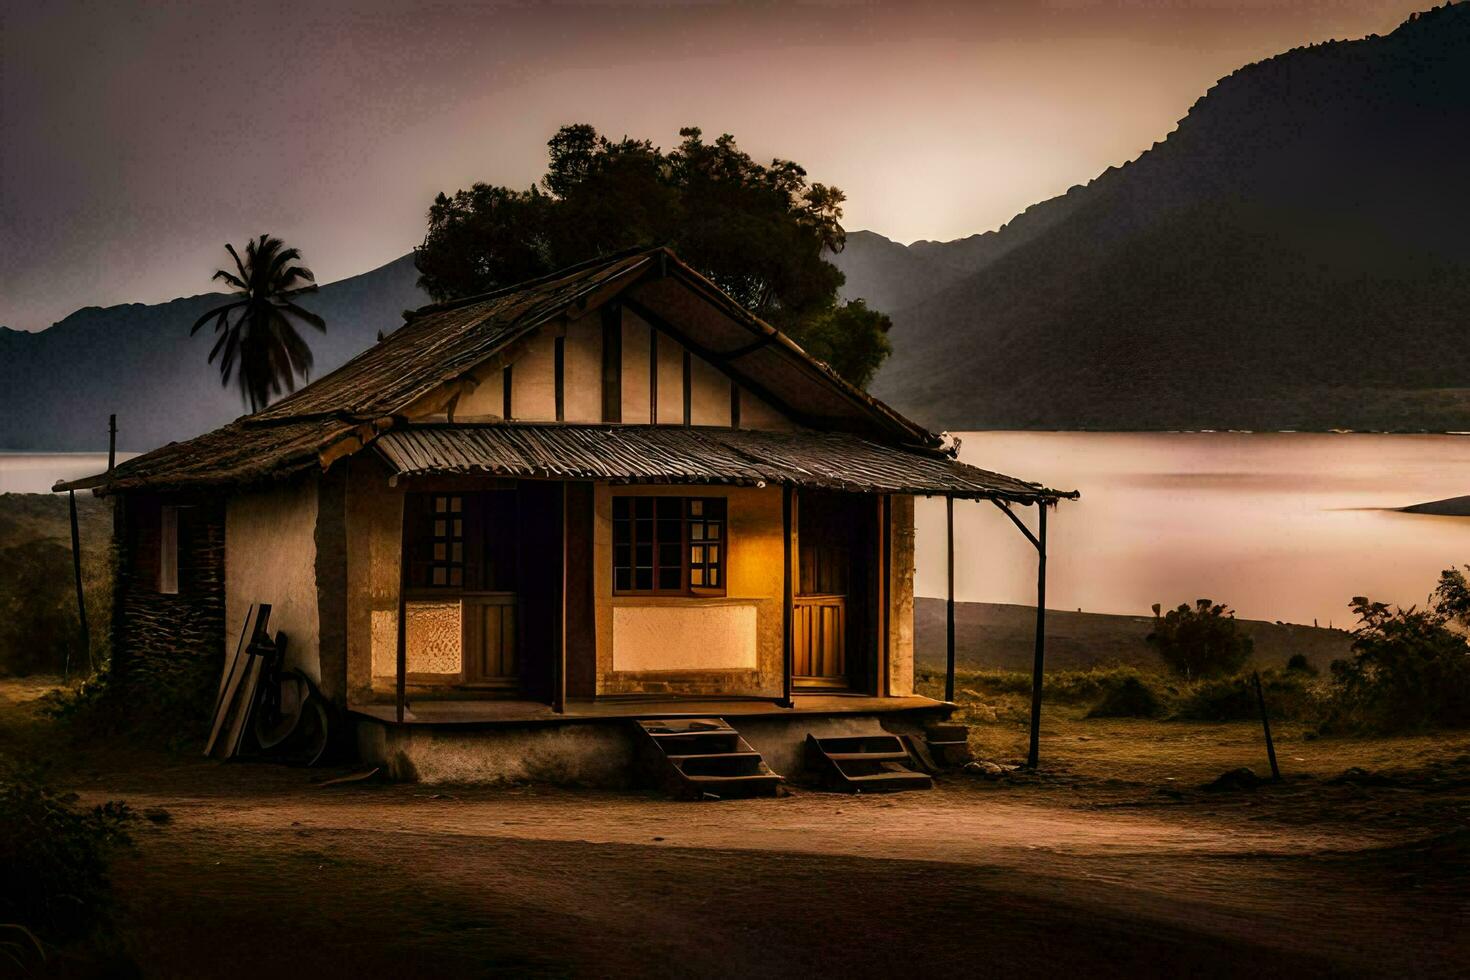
[{"left": 111, "top": 492, "right": 227, "bottom": 716}]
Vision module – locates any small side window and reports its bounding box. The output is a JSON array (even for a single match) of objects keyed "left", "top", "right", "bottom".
[{"left": 159, "top": 506, "right": 179, "bottom": 595}]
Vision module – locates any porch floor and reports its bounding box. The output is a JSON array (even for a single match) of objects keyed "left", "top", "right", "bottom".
[{"left": 351, "top": 693, "right": 949, "bottom": 727}]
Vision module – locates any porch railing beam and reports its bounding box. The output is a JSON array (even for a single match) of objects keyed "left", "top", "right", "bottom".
[{"left": 945, "top": 495, "right": 956, "bottom": 704}]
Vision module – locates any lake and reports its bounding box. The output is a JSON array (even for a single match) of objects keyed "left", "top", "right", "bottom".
[
  {"left": 0, "top": 452, "right": 140, "bottom": 494},
  {"left": 916, "top": 432, "right": 1470, "bottom": 628},
  {"left": 5, "top": 436, "right": 1468, "bottom": 627}
]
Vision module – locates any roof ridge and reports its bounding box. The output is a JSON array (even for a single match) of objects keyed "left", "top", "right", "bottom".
[{"left": 401, "top": 245, "right": 666, "bottom": 322}]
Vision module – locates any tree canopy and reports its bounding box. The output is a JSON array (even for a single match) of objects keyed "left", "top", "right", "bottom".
[{"left": 415, "top": 125, "right": 891, "bottom": 388}]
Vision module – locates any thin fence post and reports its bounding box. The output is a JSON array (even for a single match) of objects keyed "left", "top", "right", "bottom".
[{"left": 1253, "top": 670, "right": 1281, "bottom": 781}]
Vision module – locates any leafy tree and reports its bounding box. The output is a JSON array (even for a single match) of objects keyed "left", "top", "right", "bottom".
[
  {"left": 191, "top": 235, "right": 325, "bottom": 412},
  {"left": 1325, "top": 579, "right": 1470, "bottom": 732},
  {"left": 1147, "top": 599, "right": 1254, "bottom": 679},
  {"left": 415, "top": 125, "right": 890, "bottom": 387}
]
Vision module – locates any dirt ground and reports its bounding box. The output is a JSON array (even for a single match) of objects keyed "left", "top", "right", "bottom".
[{"left": 5, "top": 678, "right": 1467, "bottom": 979}]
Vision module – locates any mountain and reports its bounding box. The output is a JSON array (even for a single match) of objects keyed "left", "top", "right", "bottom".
[
  {"left": 0, "top": 255, "right": 427, "bottom": 451},
  {"left": 841, "top": 4, "right": 1470, "bottom": 432}
]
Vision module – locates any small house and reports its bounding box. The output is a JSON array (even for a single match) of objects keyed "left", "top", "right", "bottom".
[{"left": 60, "top": 248, "right": 1073, "bottom": 788}]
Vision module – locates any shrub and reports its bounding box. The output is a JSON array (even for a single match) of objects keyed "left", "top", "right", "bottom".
[
  {"left": 1086, "top": 675, "right": 1165, "bottom": 718},
  {"left": 1172, "top": 669, "right": 1318, "bottom": 722},
  {"left": 0, "top": 757, "right": 132, "bottom": 946},
  {"left": 1285, "top": 653, "right": 1317, "bottom": 675},
  {"left": 1147, "top": 599, "right": 1254, "bottom": 679},
  {"left": 1322, "top": 589, "right": 1470, "bottom": 733}
]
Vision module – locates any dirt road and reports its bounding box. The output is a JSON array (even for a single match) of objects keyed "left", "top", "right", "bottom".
[{"left": 7, "top": 679, "right": 1465, "bottom": 979}]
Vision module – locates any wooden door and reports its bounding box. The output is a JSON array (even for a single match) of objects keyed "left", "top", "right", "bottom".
[
  {"left": 462, "top": 594, "right": 518, "bottom": 688},
  {"left": 796, "top": 490, "right": 861, "bottom": 689},
  {"left": 794, "top": 594, "right": 846, "bottom": 685}
]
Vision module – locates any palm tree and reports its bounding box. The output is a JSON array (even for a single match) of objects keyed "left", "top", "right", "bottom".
[{"left": 191, "top": 235, "right": 326, "bottom": 412}]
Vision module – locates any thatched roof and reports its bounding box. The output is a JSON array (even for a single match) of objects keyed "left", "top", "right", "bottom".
[{"left": 56, "top": 247, "right": 1077, "bottom": 502}]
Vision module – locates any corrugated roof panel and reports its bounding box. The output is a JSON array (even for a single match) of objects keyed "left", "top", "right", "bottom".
[{"left": 374, "top": 424, "right": 1077, "bottom": 502}]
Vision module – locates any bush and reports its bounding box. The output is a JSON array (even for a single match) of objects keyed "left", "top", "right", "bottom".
[
  {"left": 1147, "top": 599, "right": 1254, "bottom": 679},
  {"left": 1322, "top": 587, "right": 1470, "bottom": 733},
  {"left": 1086, "top": 675, "right": 1165, "bottom": 718},
  {"left": 0, "top": 758, "right": 132, "bottom": 946},
  {"left": 1172, "top": 669, "right": 1319, "bottom": 722},
  {"left": 1285, "top": 653, "right": 1317, "bottom": 675}
]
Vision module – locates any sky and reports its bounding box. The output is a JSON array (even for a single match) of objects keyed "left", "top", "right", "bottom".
[{"left": 0, "top": 0, "right": 1427, "bottom": 332}]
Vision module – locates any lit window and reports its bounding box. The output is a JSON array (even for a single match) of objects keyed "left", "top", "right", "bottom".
[{"left": 612, "top": 496, "right": 726, "bottom": 595}]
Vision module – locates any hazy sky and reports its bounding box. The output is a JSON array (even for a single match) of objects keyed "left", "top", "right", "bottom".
[{"left": 0, "top": 0, "right": 1425, "bottom": 331}]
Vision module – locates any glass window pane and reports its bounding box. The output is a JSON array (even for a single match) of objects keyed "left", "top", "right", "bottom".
[
  {"left": 449, "top": 497, "right": 462, "bottom": 513},
  {"left": 657, "top": 497, "right": 681, "bottom": 519},
  {"left": 691, "top": 524, "right": 704, "bottom": 540},
  {"left": 691, "top": 545, "right": 704, "bottom": 564},
  {"left": 435, "top": 497, "right": 447, "bottom": 513},
  {"left": 658, "top": 568, "right": 681, "bottom": 590},
  {"left": 691, "top": 568, "right": 704, "bottom": 586},
  {"left": 452, "top": 519, "right": 462, "bottom": 537},
  {"left": 432, "top": 567, "right": 446, "bottom": 586},
  {"left": 689, "top": 499, "right": 703, "bottom": 516},
  {"left": 449, "top": 568, "right": 462, "bottom": 586},
  {"left": 452, "top": 543, "right": 462, "bottom": 562},
  {"left": 635, "top": 498, "right": 653, "bottom": 519},
  {"left": 615, "top": 568, "right": 631, "bottom": 591},
  {"left": 434, "top": 543, "right": 446, "bottom": 560},
  {"left": 613, "top": 497, "right": 629, "bottom": 520},
  {"left": 635, "top": 543, "right": 652, "bottom": 566},
  {"left": 707, "top": 545, "right": 718, "bottom": 564},
  {"left": 434, "top": 520, "right": 446, "bottom": 537},
  {"left": 708, "top": 524, "right": 720, "bottom": 539},
  {"left": 635, "top": 568, "right": 653, "bottom": 591},
  {"left": 708, "top": 568, "right": 719, "bottom": 587}
]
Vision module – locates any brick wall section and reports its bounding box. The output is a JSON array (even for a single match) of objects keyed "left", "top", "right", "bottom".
[{"left": 111, "top": 493, "right": 227, "bottom": 711}]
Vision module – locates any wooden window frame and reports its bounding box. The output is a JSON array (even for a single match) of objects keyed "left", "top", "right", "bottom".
[{"left": 612, "top": 495, "right": 727, "bottom": 597}]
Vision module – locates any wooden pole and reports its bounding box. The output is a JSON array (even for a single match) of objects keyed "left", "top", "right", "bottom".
[
  {"left": 781, "top": 483, "right": 794, "bottom": 707},
  {"left": 1026, "top": 504, "right": 1048, "bottom": 770},
  {"left": 395, "top": 498, "right": 408, "bottom": 724},
  {"left": 945, "top": 495, "right": 956, "bottom": 703},
  {"left": 107, "top": 414, "right": 117, "bottom": 473},
  {"left": 67, "top": 489, "right": 90, "bottom": 679},
  {"left": 1252, "top": 671, "right": 1281, "bottom": 781},
  {"left": 554, "top": 482, "right": 567, "bottom": 713}
]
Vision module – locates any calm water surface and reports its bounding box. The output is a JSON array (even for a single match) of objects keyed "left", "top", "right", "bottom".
[
  {"left": 916, "top": 432, "right": 1470, "bottom": 627},
  {"left": 5, "top": 437, "right": 1468, "bottom": 627},
  {"left": 0, "top": 453, "right": 139, "bottom": 494}
]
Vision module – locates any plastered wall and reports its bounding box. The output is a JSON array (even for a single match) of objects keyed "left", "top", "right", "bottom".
[
  {"left": 593, "top": 483, "right": 787, "bottom": 696},
  {"left": 224, "top": 476, "right": 321, "bottom": 682},
  {"left": 886, "top": 494, "right": 916, "bottom": 697},
  {"left": 411, "top": 305, "right": 791, "bottom": 430},
  {"left": 342, "top": 455, "right": 405, "bottom": 702}
]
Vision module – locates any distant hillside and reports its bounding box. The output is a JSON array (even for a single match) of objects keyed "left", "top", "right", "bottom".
[
  {"left": 914, "top": 598, "right": 1352, "bottom": 673},
  {"left": 0, "top": 255, "right": 426, "bottom": 451},
  {"left": 846, "top": 5, "right": 1470, "bottom": 432}
]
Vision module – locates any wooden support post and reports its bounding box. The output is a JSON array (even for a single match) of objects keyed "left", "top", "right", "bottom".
[
  {"left": 396, "top": 499, "right": 408, "bottom": 724},
  {"left": 1253, "top": 670, "right": 1281, "bottom": 781},
  {"left": 554, "top": 482, "right": 568, "bottom": 714},
  {"left": 781, "top": 483, "right": 794, "bottom": 707},
  {"left": 945, "top": 495, "right": 956, "bottom": 704},
  {"left": 107, "top": 414, "right": 117, "bottom": 473},
  {"left": 1026, "top": 504, "right": 1048, "bottom": 770},
  {"left": 67, "top": 489, "right": 90, "bottom": 679}
]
